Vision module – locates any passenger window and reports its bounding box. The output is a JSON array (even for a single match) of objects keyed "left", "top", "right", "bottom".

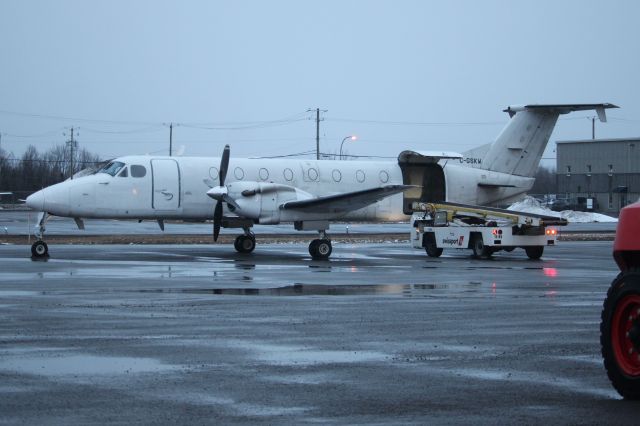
[
  {"left": 131, "top": 165, "right": 147, "bottom": 178},
  {"left": 118, "top": 167, "right": 128, "bottom": 178}
]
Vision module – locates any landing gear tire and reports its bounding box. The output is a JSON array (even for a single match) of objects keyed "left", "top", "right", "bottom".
[
  {"left": 525, "top": 246, "right": 544, "bottom": 260},
  {"left": 234, "top": 235, "right": 256, "bottom": 254},
  {"left": 425, "top": 242, "right": 443, "bottom": 258},
  {"left": 31, "top": 240, "right": 49, "bottom": 258},
  {"left": 309, "top": 238, "right": 332, "bottom": 260},
  {"left": 471, "top": 236, "right": 491, "bottom": 259},
  {"left": 601, "top": 271, "right": 640, "bottom": 399}
]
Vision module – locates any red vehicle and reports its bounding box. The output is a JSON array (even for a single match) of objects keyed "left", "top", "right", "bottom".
[{"left": 601, "top": 201, "right": 640, "bottom": 399}]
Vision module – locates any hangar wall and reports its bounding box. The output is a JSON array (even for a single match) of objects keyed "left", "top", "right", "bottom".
[{"left": 556, "top": 138, "right": 640, "bottom": 214}]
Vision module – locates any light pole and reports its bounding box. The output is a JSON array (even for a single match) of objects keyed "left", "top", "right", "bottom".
[{"left": 339, "top": 135, "right": 357, "bottom": 160}]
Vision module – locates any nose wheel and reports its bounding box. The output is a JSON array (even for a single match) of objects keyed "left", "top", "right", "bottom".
[
  {"left": 30, "top": 212, "right": 50, "bottom": 259},
  {"left": 31, "top": 240, "right": 49, "bottom": 258}
]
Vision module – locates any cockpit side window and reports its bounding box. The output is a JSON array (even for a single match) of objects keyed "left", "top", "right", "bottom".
[
  {"left": 98, "top": 161, "right": 125, "bottom": 177},
  {"left": 118, "top": 167, "right": 128, "bottom": 178},
  {"left": 130, "top": 165, "right": 147, "bottom": 178}
]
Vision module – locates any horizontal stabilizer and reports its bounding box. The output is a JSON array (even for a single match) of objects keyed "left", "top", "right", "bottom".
[
  {"left": 503, "top": 103, "right": 618, "bottom": 122},
  {"left": 281, "top": 185, "right": 415, "bottom": 213}
]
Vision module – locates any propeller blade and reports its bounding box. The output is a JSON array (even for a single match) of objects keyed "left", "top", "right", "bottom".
[
  {"left": 213, "top": 144, "right": 230, "bottom": 242},
  {"left": 222, "top": 193, "right": 240, "bottom": 210},
  {"left": 219, "top": 144, "right": 230, "bottom": 186},
  {"left": 213, "top": 200, "right": 223, "bottom": 242}
]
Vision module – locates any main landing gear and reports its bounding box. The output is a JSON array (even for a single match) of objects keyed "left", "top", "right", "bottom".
[
  {"left": 234, "top": 228, "right": 256, "bottom": 254},
  {"left": 31, "top": 212, "right": 50, "bottom": 259},
  {"left": 309, "top": 231, "right": 332, "bottom": 260}
]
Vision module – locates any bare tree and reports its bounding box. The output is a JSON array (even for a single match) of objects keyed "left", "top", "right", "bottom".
[{"left": 530, "top": 166, "right": 557, "bottom": 195}]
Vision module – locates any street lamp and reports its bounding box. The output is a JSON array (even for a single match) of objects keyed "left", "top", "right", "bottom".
[{"left": 339, "top": 135, "right": 357, "bottom": 160}]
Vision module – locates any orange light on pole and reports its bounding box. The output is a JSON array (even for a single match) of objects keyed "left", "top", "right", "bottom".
[{"left": 340, "top": 135, "right": 358, "bottom": 160}]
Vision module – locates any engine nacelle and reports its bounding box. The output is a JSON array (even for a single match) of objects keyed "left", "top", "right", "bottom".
[{"left": 225, "top": 181, "right": 313, "bottom": 224}]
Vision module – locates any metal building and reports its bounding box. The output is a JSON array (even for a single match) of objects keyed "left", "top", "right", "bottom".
[{"left": 556, "top": 137, "right": 640, "bottom": 214}]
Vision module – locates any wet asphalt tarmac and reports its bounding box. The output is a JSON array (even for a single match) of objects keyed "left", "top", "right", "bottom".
[
  {"left": 0, "top": 209, "right": 618, "bottom": 237},
  {"left": 2, "top": 240, "right": 640, "bottom": 424}
]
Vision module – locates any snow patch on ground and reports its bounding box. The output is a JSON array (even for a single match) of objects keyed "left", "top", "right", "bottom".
[{"left": 507, "top": 196, "right": 617, "bottom": 223}]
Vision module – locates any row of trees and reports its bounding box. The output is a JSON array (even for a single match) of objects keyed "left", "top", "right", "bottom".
[
  {"left": 529, "top": 166, "right": 557, "bottom": 195},
  {"left": 0, "top": 144, "right": 103, "bottom": 197}
]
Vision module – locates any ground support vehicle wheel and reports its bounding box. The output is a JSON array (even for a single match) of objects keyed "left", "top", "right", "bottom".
[
  {"left": 425, "top": 242, "right": 443, "bottom": 258},
  {"left": 471, "top": 236, "right": 491, "bottom": 259},
  {"left": 525, "top": 246, "right": 544, "bottom": 260},
  {"left": 31, "top": 240, "right": 49, "bottom": 258},
  {"left": 309, "top": 238, "right": 332, "bottom": 260},
  {"left": 234, "top": 235, "right": 256, "bottom": 254},
  {"left": 601, "top": 271, "right": 640, "bottom": 399}
]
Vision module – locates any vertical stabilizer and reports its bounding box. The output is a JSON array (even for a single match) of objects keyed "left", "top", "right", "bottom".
[{"left": 482, "top": 103, "right": 618, "bottom": 177}]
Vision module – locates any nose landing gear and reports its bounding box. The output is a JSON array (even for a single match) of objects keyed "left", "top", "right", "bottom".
[
  {"left": 30, "top": 212, "right": 50, "bottom": 259},
  {"left": 31, "top": 240, "right": 49, "bottom": 258}
]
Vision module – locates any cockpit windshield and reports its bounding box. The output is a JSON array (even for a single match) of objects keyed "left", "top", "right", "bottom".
[{"left": 98, "top": 161, "right": 126, "bottom": 176}]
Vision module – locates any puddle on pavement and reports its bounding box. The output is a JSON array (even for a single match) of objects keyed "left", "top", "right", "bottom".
[
  {"left": 0, "top": 290, "right": 38, "bottom": 297},
  {"left": 0, "top": 354, "right": 176, "bottom": 377},
  {"left": 144, "top": 282, "right": 483, "bottom": 297}
]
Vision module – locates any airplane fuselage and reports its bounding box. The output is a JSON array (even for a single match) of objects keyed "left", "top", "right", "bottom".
[{"left": 27, "top": 154, "right": 535, "bottom": 223}]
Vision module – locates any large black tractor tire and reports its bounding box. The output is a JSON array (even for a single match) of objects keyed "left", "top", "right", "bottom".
[{"left": 601, "top": 271, "right": 640, "bottom": 399}]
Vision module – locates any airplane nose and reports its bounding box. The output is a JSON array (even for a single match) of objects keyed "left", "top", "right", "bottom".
[{"left": 26, "top": 190, "right": 45, "bottom": 211}]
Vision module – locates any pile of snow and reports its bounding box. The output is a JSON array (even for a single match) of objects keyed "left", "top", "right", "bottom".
[
  {"left": 507, "top": 196, "right": 618, "bottom": 223},
  {"left": 561, "top": 210, "right": 618, "bottom": 223}
]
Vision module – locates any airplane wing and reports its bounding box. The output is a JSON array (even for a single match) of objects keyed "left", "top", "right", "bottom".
[{"left": 280, "top": 185, "right": 415, "bottom": 214}]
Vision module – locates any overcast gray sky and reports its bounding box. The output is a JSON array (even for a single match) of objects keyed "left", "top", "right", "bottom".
[{"left": 1, "top": 0, "right": 639, "bottom": 166}]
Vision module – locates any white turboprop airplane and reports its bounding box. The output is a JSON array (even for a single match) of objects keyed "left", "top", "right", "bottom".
[{"left": 25, "top": 103, "right": 617, "bottom": 258}]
